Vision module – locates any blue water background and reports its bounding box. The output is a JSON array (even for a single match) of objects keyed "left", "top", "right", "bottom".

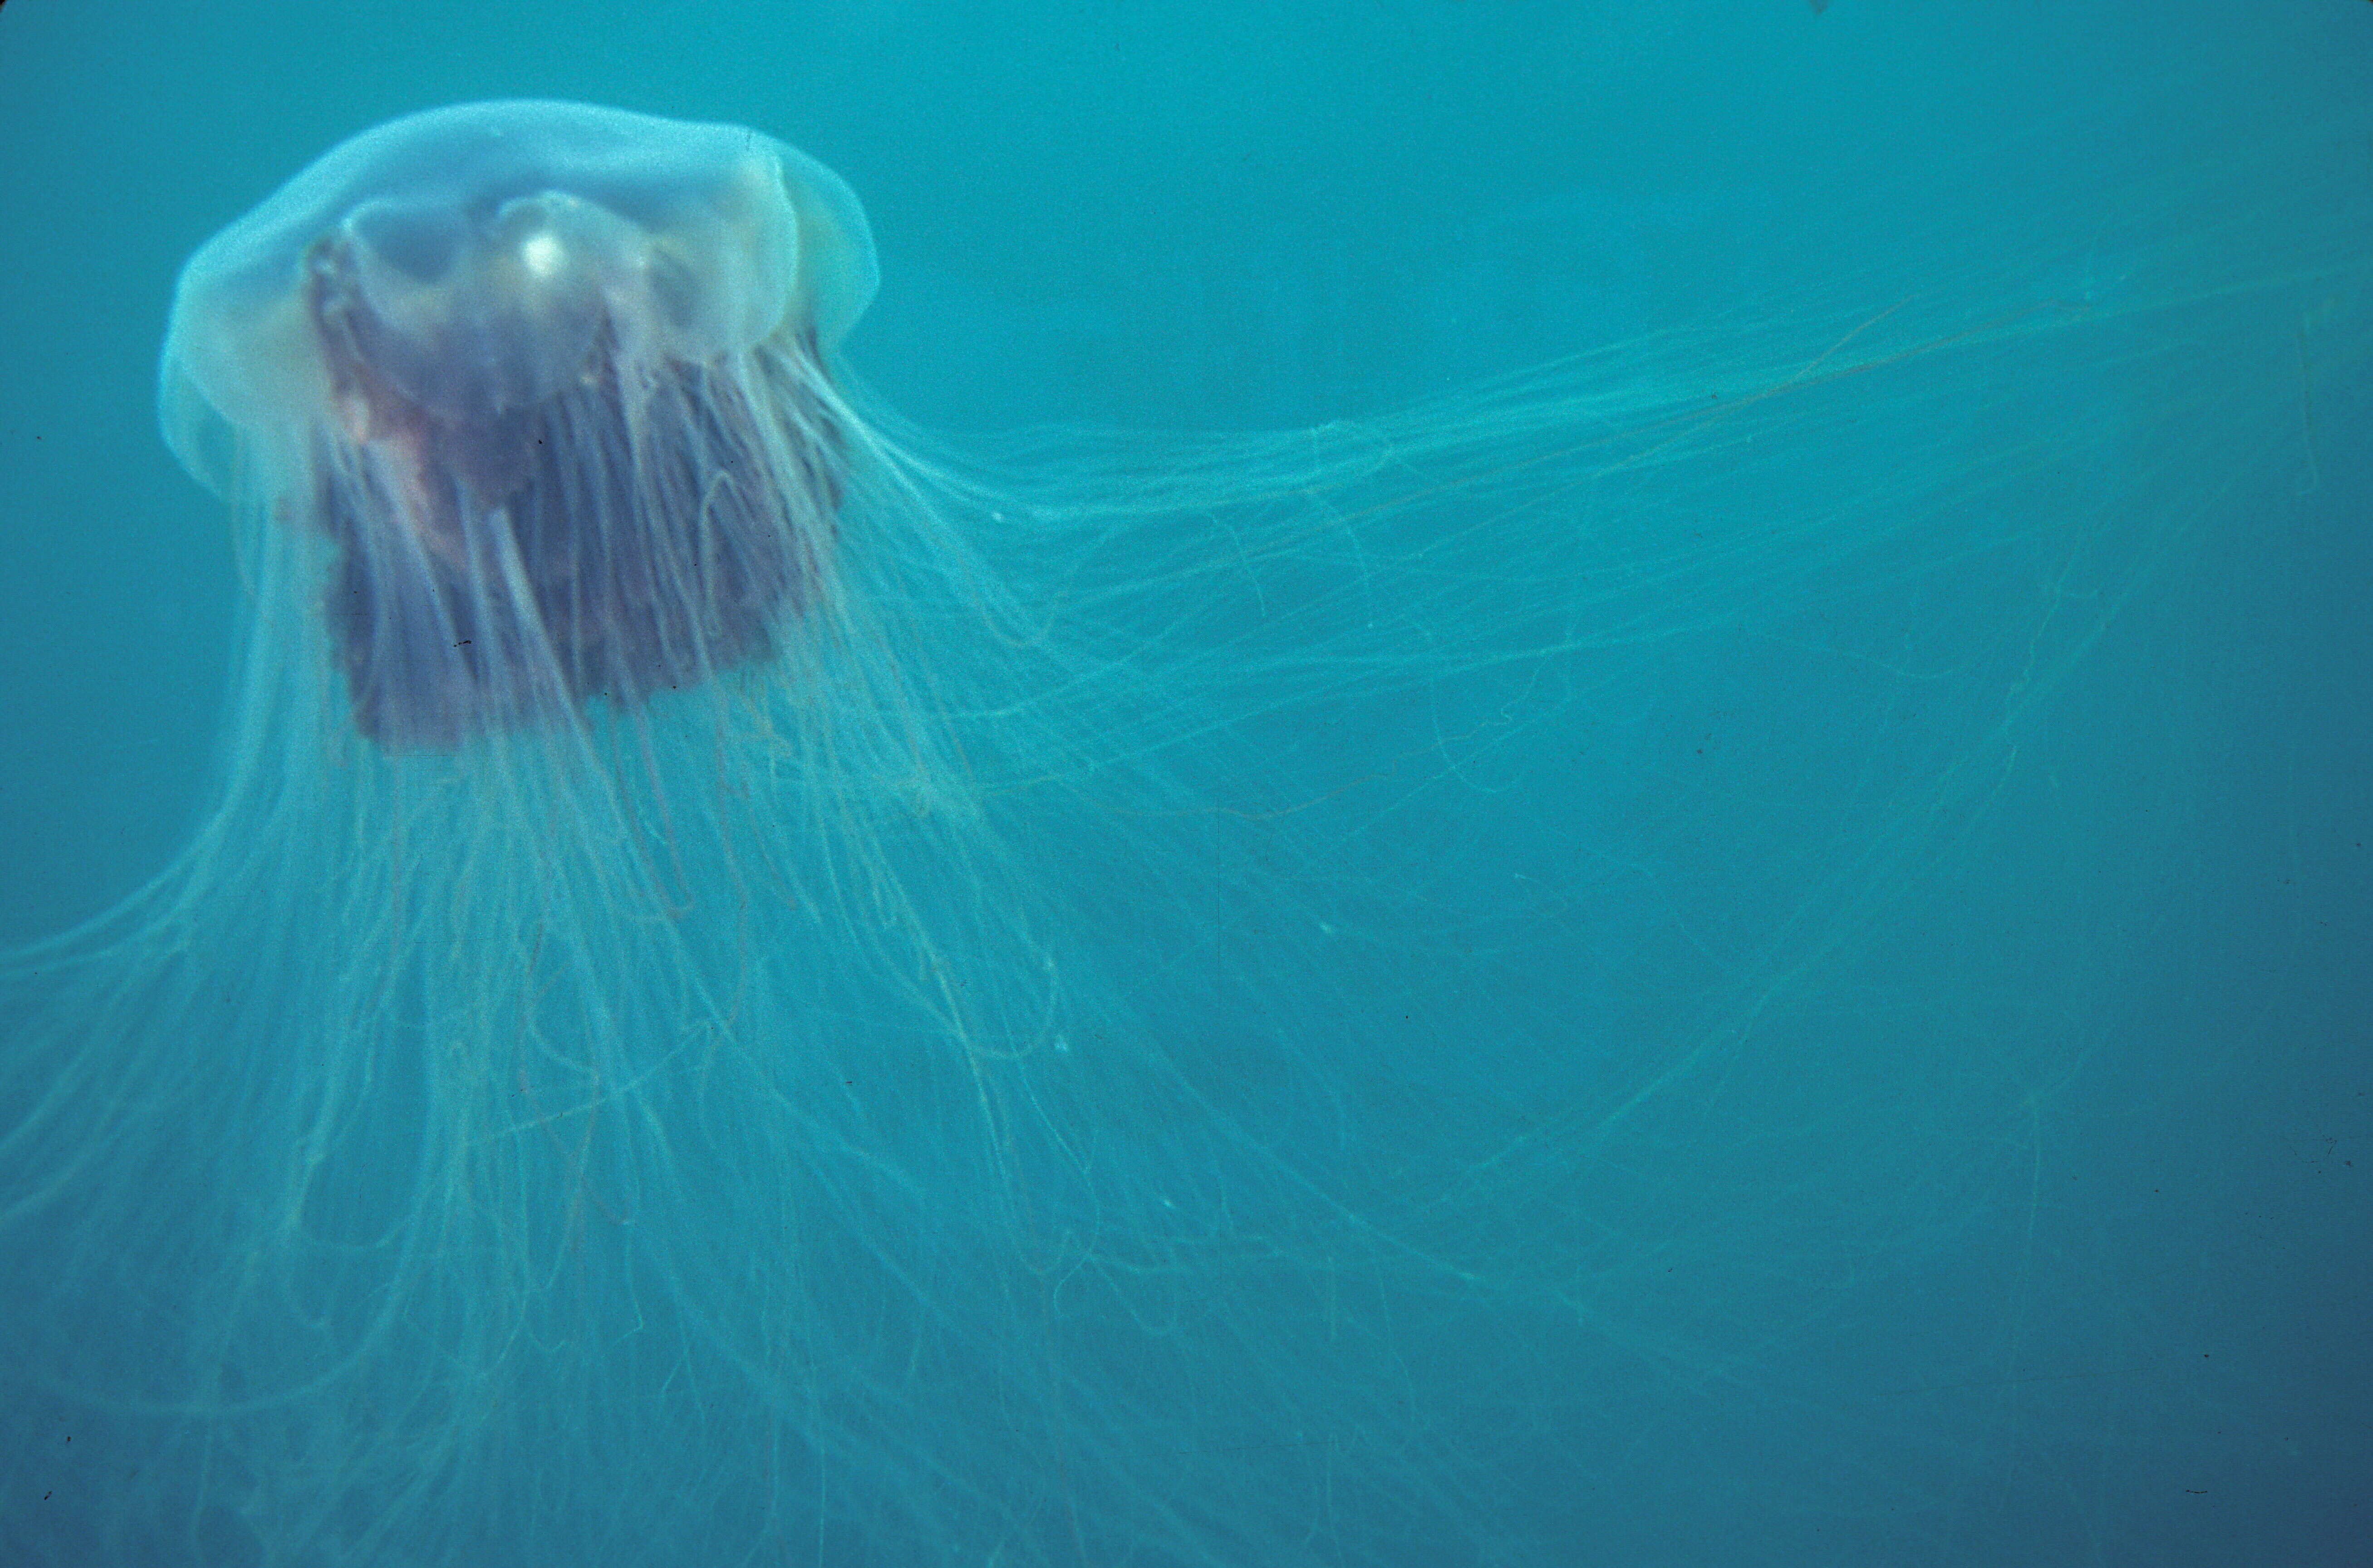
[{"left": 1, "top": 2, "right": 2368, "bottom": 1564}]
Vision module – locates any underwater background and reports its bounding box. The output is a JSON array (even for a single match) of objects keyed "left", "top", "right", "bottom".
[{"left": 1, "top": 2, "right": 2368, "bottom": 1564}]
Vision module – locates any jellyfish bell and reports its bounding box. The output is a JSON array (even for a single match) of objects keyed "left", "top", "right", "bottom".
[{"left": 160, "top": 101, "right": 875, "bottom": 745}]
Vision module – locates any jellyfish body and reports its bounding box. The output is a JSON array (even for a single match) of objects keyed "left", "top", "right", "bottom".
[
  {"left": 14, "top": 103, "right": 1321, "bottom": 1565},
  {"left": 163, "top": 102, "right": 872, "bottom": 744},
  {"left": 4, "top": 97, "right": 2368, "bottom": 1568}
]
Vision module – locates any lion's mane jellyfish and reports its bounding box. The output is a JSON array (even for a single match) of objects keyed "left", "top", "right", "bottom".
[
  {"left": 2, "top": 96, "right": 2366, "bottom": 1568},
  {"left": 162, "top": 102, "right": 871, "bottom": 745}
]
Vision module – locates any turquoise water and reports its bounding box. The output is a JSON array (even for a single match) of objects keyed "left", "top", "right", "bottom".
[{"left": 1, "top": 3, "right": 2367, "bottom": 1564}]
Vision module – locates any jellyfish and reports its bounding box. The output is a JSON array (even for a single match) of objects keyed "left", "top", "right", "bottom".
[{"left": 2, "top": 99, "right": 2365, "bottom": 1568}]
